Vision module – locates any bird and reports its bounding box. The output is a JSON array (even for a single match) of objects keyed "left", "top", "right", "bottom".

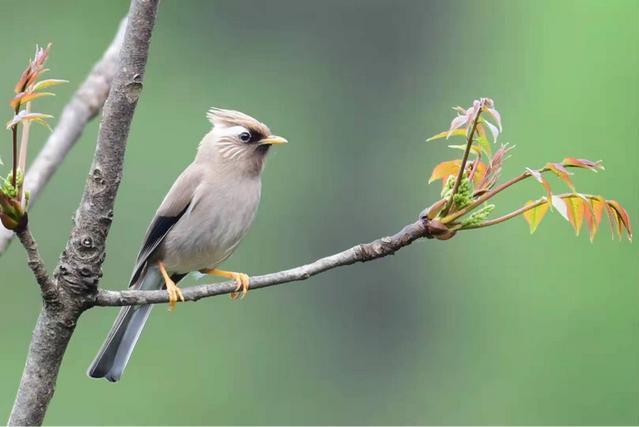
[{"left": 88, "top": 108, "right": 287, "bottom": 382}]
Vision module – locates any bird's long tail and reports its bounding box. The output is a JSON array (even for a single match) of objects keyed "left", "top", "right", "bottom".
[{"left": 87, "top": 267, "right": 162, "bottom": 382}]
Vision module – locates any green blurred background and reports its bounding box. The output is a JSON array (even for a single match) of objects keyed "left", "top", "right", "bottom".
[{"left": 0, "top": 0, "right": 637, "bottom": 424}]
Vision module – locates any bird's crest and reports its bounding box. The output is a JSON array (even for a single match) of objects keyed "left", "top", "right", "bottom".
[{"left": 207, "top": 108, "right": 271, "bottom": 138}]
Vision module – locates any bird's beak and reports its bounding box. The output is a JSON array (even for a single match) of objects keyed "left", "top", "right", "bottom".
[{"left": 258, "top": 135, "right": 288, "bottom": 146}]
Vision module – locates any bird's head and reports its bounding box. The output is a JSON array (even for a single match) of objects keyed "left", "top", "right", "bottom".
[{"left": 198, "top": 108, "right": 287, "bottom": 175}]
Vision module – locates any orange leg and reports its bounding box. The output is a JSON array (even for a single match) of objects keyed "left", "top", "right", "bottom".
[
  {"left": 158, "top": 261, "right": 184, "bottom": 310},
  {"left": 203, "top": 268, "right": 250, "bottom": 300}
]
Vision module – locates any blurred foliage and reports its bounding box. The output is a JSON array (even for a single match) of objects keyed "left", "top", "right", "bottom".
[{"left": 0, "top": 0, "right": 636, "bottom": 425}]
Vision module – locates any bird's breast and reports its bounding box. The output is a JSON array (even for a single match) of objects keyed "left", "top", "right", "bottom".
[{"left": 160, "top": 177, "right": 261, "bottom": 273}]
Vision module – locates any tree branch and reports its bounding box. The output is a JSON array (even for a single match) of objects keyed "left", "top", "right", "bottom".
[
  {"left": 55, "top": 1, "right": 158, "bottom": 299},
  {"left": 0, "top": 18, "right": 127, "bottom": 255},
  {"left": 95, "top": 219, "right": 432, "bottom": 307},
  {"left": 8, "top": 2, "right": 159, "bottom": 425},
  {"left": 15, "top": 227, "right": 58, "bottom": 301}
]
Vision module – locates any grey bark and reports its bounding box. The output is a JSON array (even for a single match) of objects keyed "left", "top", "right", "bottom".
[
  {"left": 7, "top": 1, "right": 159, "bottom": 425},
  {"left": 0, "top": 18, "right": 127, "bottom": 255},
  {"left": 15, "top": 228, "right": 57, "bottom": 301},
  {"left": 95, "top": 220, "right": 433, "bottom": 306}
]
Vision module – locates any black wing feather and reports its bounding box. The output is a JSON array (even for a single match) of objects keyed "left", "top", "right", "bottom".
[{"left": 128, "top": 204, "right": 190, "bottom": 287}]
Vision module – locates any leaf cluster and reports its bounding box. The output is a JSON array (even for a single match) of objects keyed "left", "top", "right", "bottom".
[
  {"left": 424, "top": 98, "right": 632, "bottom": 242},
  {"left": 0, "top": 44, "right": 66, "bottom": 230}
]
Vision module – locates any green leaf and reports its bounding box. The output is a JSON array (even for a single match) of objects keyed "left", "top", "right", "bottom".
[
  {"left": 447, "top": 144, "right": 481, "bottom": 154},
  {"left": 563, "top": 196, "right": 584, "bottom": 235},
  {"left": 426, "top": 128, "right": 466, "bottom": 142},
  {"left": 475, "top": 135, "right": 492, "bottom": 157},
  {"left": 31, "top": 79, "right": 68, "bottom": 91},
  {"left": 523, "top": 201, "right": 549, "bottom": 234}
]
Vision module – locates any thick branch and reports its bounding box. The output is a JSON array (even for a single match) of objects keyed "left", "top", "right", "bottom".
[
  {"left": 95, "top": 219, "right": 431, "bottom": 307},
  {"left": 55, "top": 1, "right": 158, "bottom": 299},
  {"left": 8, "top": 2, "right": 159, "bottom": 425},
  {"left": 0, "top": 18, "right": 127, "bottom": 255},
  {"left": 15, "top": 227, "right": 57, "bottom": 301}
]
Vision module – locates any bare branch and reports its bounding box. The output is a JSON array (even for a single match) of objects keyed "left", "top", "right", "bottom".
[
  {"left": 95, "top": 219, "right": 431, "bottom": 307},
  {"left": 15, "top": 227, "right": 57, "bottom": 300},
  {"left": 0, "top": 18, "right": 127, "bottom": 255},
  {"left": 55, "top": 2, "right": 158, "bottom": 298},
  {"left": 8, "top": 1, "right": 159, "bottom": 425}
]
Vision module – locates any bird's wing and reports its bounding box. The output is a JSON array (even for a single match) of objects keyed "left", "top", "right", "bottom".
[{"left": 128, "top": 163, "right": 202, "bottom": 287}]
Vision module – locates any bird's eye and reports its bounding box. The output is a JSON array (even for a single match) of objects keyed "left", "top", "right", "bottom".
[{"left": 239, "top": 131, "right": 251, "bottom": 142}]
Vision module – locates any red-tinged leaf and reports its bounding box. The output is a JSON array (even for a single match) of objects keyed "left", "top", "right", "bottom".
[
  {"left": 523, "top": 201, "right": 549, "bottom": 234},
  {"left": 14, "top": 66, "right": 32, "bottom": 94},
  {"left": 427, "top": 128, "right": 467, "bottom": 142},
  {"left": 551, "top": 195, "right": 569, "bottom": 222},
  {"left": 586, "top": 197, "right": 606, "bottom": 241},
  {"left": 9, "top": 92, "right": 54, "bottom": 109},
  {"left": 429, "top": 160, "right": 461, "bottom": 185},
  {"left": 10, "top": 92, "right": 27, "bottom": 109},
  {"left": 607, "top": 200, "right": 632, "bottom": 241},
  {"left": 526, "top": 168, "right": 552, "bottom": 202},
  {"left": 603, "top": 201, "right": 622, "bottom": 239},
  {"left": 563, "top": 196, "right": 584, "bottom": 235},
  {"left": 20, "top": 91, "right": 54, "bottom": 104},
  {"left": 547, "top": 163, "right": 576, "bottom": 192},
  {"left": 31, "top": 79, "right": 68, "bottom": 91},
  {"left": 562, "top": 157, "right": 605, "bottom": 172},
  {"left": 583, "top": 200, "right": 596, "bottom": 242}
]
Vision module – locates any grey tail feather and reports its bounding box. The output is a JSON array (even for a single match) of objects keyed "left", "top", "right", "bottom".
[
  {"left": 87, "top": 303, "right": 154, "bottom": 382},
  {"left": 88, "top": 266, "right": 165, "bottom": 382}
]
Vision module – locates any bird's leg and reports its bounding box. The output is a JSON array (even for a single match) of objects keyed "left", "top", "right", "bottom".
[
  {"left": 202, "top": 268, "right": 250, "bottom": 300},
  {"left": 158, "top": 261, "right": 184, "bottom": 310}
]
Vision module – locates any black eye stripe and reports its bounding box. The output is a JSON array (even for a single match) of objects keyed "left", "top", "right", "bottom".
[
  {"left": 249, "top": 132, "right": 264, "bottom": 143},
  {"left": 239, "top": 130, "right": 265, "bottom": 144}
]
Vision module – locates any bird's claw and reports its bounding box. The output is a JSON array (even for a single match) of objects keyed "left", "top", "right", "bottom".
[
  {"left": 202, "top": 268, "right": 251, "bottom": 300},
  {"left": 158, "top": 261, "right": 184, "bottom": 311},
  {"left": 166, "top": 279, "right": 185, "bottom": 311},
  {"left": 230, "top": 272, "right": 250, "bottom": 300}
]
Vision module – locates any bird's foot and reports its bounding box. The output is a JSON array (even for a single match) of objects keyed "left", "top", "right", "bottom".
[
  {"left": 158, "top": 261, "right": 184, "bottom": 311},
  {"left": 202, "top": 268, "right": 250, "bottom": 300},
  {"left": 165, "top": 279, "right": 185, "bottom": 310}
]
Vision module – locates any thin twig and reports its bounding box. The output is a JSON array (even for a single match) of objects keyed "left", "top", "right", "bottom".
[
  {"left": 442, "top": 162, "right": 593, "bottom": 224},
  {"left": 460, "top": 192, "right": 598, "bottom": 230},
  {"left": 17, "top": 102, "right": 31, "bottom": 203},
  {"left": 442, "top": 171, "right": 530, "bottom": 223},
  {"left": 95, "top": 219, "right": 431, "bottom": 307},
  {"left": 15, "top": 227, "right": 57, "bottom": 300},
  {"left": 446, "top": 106, "right": 482, "bottom": 212}
]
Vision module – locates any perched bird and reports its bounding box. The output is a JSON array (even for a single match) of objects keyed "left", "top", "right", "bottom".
[{"left": 88, "top": 108, "right": 287, "bottom": 382}]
